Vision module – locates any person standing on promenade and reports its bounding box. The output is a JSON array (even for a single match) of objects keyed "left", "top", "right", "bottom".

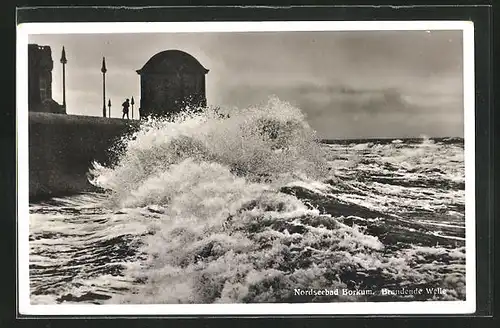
[{"left": 122, "top": 98, "right": 130, "bottom": 119}]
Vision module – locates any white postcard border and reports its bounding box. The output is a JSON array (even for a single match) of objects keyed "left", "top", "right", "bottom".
[{"left": 16, "top": 20, "right": 476, "bottom": 316}]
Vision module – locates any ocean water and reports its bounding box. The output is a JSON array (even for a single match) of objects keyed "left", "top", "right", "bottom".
[{"left": 29, "top": 98, "right": 466, "bottom": 305}]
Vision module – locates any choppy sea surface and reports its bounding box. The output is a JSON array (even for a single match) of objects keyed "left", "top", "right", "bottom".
[{"left": 29, "top": 98, "right": 466, "bottom": 305}]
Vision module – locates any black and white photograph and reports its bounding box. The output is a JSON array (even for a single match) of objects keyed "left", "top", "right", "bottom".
[{"left": 17, "top": 21, "right": 476, "bottom": 315}]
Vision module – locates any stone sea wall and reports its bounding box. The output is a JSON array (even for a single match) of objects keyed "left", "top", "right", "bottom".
[{"left": 28, "top": 112, "right": 139, "bottom": 200}]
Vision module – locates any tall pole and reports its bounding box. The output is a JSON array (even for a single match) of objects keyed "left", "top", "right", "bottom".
[
  {"left": 131, "top": 96, "right": 135, "bottom": 119},
  {"left": 60, "top": 46, "right": 67, "bottom": 109},
  {"left": 101, "top": 57, "right": 107, "bottom": 118}
]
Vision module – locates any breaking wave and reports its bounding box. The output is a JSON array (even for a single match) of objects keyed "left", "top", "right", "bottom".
[
  {"left": 30, "top": 97, "right": 466, "bottom": 304},
  {"left": 90, "top": 97, "right": 329, "bottom": 208}
]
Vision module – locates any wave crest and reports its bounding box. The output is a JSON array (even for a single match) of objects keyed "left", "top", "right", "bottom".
[{"left": 89, "top": 97, "right": 329, "bottom": 207}]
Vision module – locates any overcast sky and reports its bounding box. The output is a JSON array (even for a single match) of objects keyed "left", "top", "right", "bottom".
[{"left": 28, "top": 30, "right": 464, "bottom": 139}]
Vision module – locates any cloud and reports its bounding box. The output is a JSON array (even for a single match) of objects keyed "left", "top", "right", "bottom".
[
  {"left": 28, "top": 29, "right": 464, "bottom": 138},
  {"left": 216, "top": 81, "right": 464, "bottom": 139}
]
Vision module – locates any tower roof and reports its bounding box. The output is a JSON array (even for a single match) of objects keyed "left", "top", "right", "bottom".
[{"left": 136, "top": 49, "right": 209, "bottom": 75}]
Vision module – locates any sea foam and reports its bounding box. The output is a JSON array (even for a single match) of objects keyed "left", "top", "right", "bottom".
[
  {"left": 89, "top": 97, "right": 329, "bottom": 207},
  {"left": 69, "top": 97, "right": 466, "bottom": 304}
]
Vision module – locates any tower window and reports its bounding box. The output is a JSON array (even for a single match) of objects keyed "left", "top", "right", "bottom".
[{"left": 39, "top": 77, "right": 47, "bottom": 101}]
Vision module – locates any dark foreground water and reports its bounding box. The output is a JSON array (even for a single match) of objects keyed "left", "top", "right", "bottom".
[{"left": 29, "top": 136, "right": 466, "bottom": 305}]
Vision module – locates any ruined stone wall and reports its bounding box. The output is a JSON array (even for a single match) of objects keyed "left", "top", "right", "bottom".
[{"left": 28, "top": 44, "right": 66, "bottom": 114}]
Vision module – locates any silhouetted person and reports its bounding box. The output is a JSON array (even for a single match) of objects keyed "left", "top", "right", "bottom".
[{"left": 122, "top": 99, "right": 130, "bottom": 119}]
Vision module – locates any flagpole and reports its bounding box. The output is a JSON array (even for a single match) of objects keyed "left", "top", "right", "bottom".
[
  {"left": 101, "top": 57, "right": 107, "bottom": 118},
  {"left": 131, "top": 97, "right": 135, "bottom": 119},
  {"left": 60, "top": 47, "right": 67, "bottom": 110}
]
